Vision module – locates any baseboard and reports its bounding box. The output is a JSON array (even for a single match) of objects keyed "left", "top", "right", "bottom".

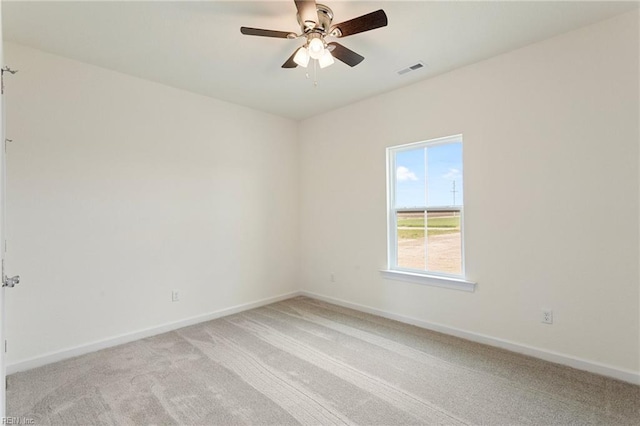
[
  {"left": 300, "top": 290, "right": 640, "bottom": 385},
  {"left": 7, "top": 291, "right": 301, "bottom": 375},
  {"left": 8, "top": 289, "right": 639, "bottom": 386}
]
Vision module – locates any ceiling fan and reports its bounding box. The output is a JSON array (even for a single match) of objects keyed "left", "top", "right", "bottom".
[{"left": 240, "top": 0, "right": 388, "bottom": 69}]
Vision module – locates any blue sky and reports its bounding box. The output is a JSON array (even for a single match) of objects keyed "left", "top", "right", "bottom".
[{"left": 395, "top": 142, "right": 463, "bottom": 207}]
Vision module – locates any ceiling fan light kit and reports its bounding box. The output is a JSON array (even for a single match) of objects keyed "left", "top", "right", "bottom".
[
  {"left": 240, "top": 0, "right": 387, "bottom": 74},
  {"left": 307, "top": 35, "right": 325, "bottom": 60},
  {"left": 318, "top": 49, "right": 335, "bottom": 69},
  {"left": 293, "top": 46, "right": 310, "bottom": 67}
]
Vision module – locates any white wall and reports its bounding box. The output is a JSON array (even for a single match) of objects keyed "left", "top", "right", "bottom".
[
  {"left": 3, "top": 42, "right": 299, "bottom": 365},
  {"left": 299, "top": 11, "right": 639, "bottom": 376}
]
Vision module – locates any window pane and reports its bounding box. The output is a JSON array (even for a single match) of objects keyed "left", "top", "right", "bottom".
[
  {"left": 426, "top": 210, "right": 462, "bottom": 274},
  {"left": 396, "top": 211, "right": 425, "bottom": 270},
  {"left": 389, "top": 135, "right": 464, "bottom": 278},
  {"left": 395, "top": 149, "right": 425, "bottom": 208},
  {"left": 426, "top": 142, "right": 463, "bottom": 207}
]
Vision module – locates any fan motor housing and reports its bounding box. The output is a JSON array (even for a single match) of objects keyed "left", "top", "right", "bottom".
[{"left": 297, "top": 3, "right": 333, "bottom": 34}]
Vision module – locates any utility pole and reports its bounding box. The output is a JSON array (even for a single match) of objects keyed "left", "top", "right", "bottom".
[{"left": 451, "top": 180, "right": 458, "bottom": 205}]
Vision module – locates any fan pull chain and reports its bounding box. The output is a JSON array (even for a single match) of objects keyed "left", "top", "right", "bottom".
[
  {"left": 302, "top": 60, "right": 318, "bottom": 87},
  {"left": 313, "top": 59, "right": 318, "bottom": 87}
]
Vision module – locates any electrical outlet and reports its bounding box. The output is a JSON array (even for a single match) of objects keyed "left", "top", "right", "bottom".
[
  {"left": 542, "top": 309, "right": 553, "bottom": 324},
  {"left": 330, "top": 273, "right": 336, "bottom": 282},
  {"left": 172, "top": 290, "right": 180, "bottom": 302}
]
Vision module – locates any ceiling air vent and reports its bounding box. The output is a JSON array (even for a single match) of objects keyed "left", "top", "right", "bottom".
[{"left": 397, "top": 61, "right": 426, "bottom": 76}]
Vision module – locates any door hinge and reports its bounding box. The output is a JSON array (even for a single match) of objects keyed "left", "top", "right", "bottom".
[
  {"left": 5, "top": 138, "right": 15, "bottom": 153},
  {"left": 2, "top": 260, "right": 19, "bottom": 288},
  {"left": 1, "top": 66, "right": 18, "bottom": 95},
  {"left": 2, "top": 274, "right": 19, "bottom": 288}
]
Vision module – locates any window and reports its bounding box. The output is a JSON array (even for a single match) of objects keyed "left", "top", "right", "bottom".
[{"left": 384, "top": 135, "right": 474, "bottom": 290}]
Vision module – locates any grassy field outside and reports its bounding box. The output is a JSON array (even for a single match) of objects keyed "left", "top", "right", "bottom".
[
  {"left": 396, "top": 211, "right": 462, "bottom": 274},
  {"left": 397, "top": 214, "right": 460, "bottom": 238},
  {"left": 398, "top": 216, "right": 459, "bottom": 228}
]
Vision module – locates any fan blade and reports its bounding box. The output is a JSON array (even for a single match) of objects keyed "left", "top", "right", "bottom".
[
  {"left": 282, "top": 50, "right": 299, "bottom": 68},
  {"left": 240, "top": 27, "right": 294, "bottom": 38},
  {"left": 327, "top": 42, "right": 364, "bottom": 67},
  {"left": 295, "top": 0, "right": 318, "bottom": 29},
  {"left": 330, "top": 9, "right": 388, "bottom": 38}
]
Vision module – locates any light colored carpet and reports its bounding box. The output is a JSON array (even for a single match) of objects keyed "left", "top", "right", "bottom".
[{"left": 7, "top": 296, "right": 640, "bottom": 425}]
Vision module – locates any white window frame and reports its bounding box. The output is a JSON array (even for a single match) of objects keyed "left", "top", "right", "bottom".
[{"left": 381, "top": 134, "right": 476, "bottom": 292}]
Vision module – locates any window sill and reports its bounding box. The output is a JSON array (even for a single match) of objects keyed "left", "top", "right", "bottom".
[{"left": 379, "top": 270, "right": 476, "bottom": 292}]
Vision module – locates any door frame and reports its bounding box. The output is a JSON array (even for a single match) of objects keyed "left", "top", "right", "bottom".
[{"left": 1, "top": 0, "right": 7, "bottom": 418}]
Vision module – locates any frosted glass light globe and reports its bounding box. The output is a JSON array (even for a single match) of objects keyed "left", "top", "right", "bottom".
[
  {"left": 308, "top": 38, "right": 325, "bottom": 60},
  {"left": 293, "top": 47, "right": 310, "bottom": 67},
  {"left": 318, "top": 49, "right": 334, "bottom": 68}
]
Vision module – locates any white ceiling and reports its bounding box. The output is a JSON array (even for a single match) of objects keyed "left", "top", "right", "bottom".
[{"left": 3, "top": 1, "right": 638, "bottom": 120}]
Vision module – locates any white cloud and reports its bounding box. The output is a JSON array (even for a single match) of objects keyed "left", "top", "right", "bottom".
[
  {"left": 443, "top": 168, "right": 462, "bottom": 180},
  {"left": 397, "top": 166, "right": 418, "bottom": 182}
]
